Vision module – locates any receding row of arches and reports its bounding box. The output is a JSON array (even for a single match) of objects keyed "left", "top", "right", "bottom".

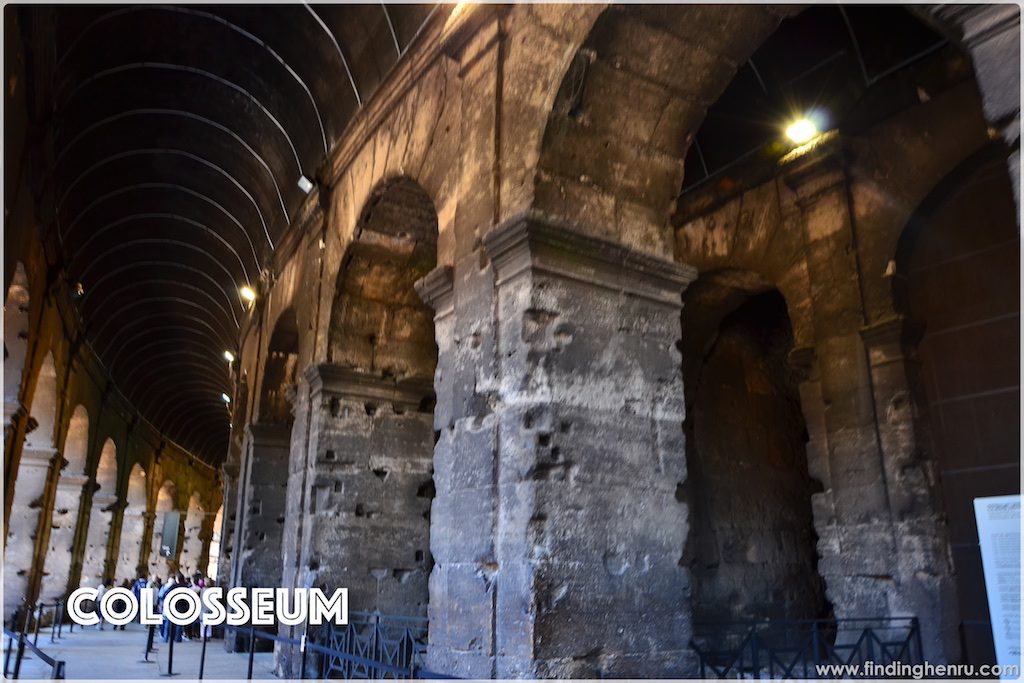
[{"left": 2, "top": 270, "right": 224, "bottom": 612}]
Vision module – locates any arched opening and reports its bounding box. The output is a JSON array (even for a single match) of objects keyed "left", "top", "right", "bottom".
[
  {"left": 149, "top": 480, "right": 179, "bottom": 578},
  {"left": 3, "top": 262, "right": 30, "bottom": 425},
  {"left": 311, "top": 176, "right": 438, "bottom": 617},
  {"left": 39, "top": 405, "right": 91, "bottom": 601},
  {"left": 4, "top": 351, "right": 59, "bottom": 609},
  {"left": 207, "top": 505, "right": 224, "bottom": 580},
  {"left": 80, "top": 439, "right": 118, "bottom": 586},
  {"left": 115, "top": 464, "right": 148, "bottom": 583},
  {"left": 897, "top": 147, "right": 1020, "bottom": 665},
  {"left": 680, "top": 273, "right": 829, "bottom": 630}
]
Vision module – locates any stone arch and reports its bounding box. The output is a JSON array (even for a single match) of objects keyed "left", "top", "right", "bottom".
[
  {"left": 304, "top": 176, "right": 438, "bottom": 617},
  {"left": 3, "top": 261, "right": 31, "bottom": 425},
  {"left": 4, "top": 351, "right": 61, "bottom": 609},
  {"left": 233, "top": 307, "right": 299, "bottom": 597},
  {"left": 148, "top": 479, "right": 179, "bottom": 577},
  {"left": 259, "top": 307, "right": 299, "bottom": 425},
  {"left": 23, "top": 352, "right": 59, "bottom": 452},
  {"left": 893, "top": 145, "right": 1020, "bottom": 665},
  {"left": 179, "top": 492, "right": 205, "bottom": 577},
  {"left": 39, "top": 404, "right": 91, "bottom": 600},
  {"left": 679, "top": 270, "right": 830, "bottom": 630},
  {"left": 115, "top": 463, "right": 148, "bottom": 582},
  {"left": 79, "top": 438, "right": 118, "bottom": 586},
  {"left": 533, "top": 5, "right": 790, "bottom": 257},
  {"left": 327, "top": 176, "right": 439, "bottom": 379}
]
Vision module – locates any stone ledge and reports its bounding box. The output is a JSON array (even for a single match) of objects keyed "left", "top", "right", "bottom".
[
  {"left": 245, "top": 422, "right": 293, "bottom": 446},
  {"left": 860, "top": 315, "right": 925, "bottom": 350},
  {"left": 304, "top": 364, "right": 434, "bottom": 410},
  {"left": 482, "top": 212, "right": 697, "bottom": 306},
  {"left": 415, "top": 265, "right": 455, "bottom": 319}
]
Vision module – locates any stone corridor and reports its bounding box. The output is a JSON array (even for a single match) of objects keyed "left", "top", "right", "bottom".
[{"left": 4, "top": 3, "right": 1020, "bottom": 679}]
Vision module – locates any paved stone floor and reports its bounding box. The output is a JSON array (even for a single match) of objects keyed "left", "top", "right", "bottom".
[{"left": 2, "top": 622, "right": 277, "bottom": 680}]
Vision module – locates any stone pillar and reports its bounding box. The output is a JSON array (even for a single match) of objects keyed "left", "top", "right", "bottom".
[
  {"left": 429, "top": 215, "right": 696, "bottom": 678},
  {"left": 234, "top": 423, "right": 290, "bottom": 589},
  {"left": 81, "top": 493, "right": 118, "bottom": 585},
  {"left": 115, "top": 503, "right": 149, "bottom": 583},
  {"left": 3, "top": 445, "right": 59, "bottom": 613},
  {"left": 218, "top": 462, "right": 239, "bottom": 588},
  {"left": 781, "top": 140, "right": 957, "bottom": 662},
  {"left": 297, "top": 365, "right": 434, "bottom": 614},
  {"left": 38, "top": 472, "right": 88, "bottom": 601},
  {"left": 860, "top": 316, "right": 960, "bottom": 662},
  {"left": 926, "top": 5, "right": 1020, "bottom": 208}
]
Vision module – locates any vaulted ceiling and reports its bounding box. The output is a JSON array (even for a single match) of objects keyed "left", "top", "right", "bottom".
[{"left": 46, "top": 4, "right": 438, "bottom": 465}]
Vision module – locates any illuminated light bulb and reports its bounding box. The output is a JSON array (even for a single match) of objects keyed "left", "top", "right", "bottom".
[
  {"left": 221, "top": 393, "right": 231, "bottom": 404},
  {"left": 239, "top": 285, "right": 257, "bottom": 303},
  {"left": 785, "top": 118, "right": 818, "bottom": 144},
  {"left": 223, "top": 350, "right": 235, "bottom": 363}
]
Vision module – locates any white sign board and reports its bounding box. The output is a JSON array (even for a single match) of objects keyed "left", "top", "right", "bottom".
[{"left": 974, "top": 495, "right": 1021, "bottom": 676}]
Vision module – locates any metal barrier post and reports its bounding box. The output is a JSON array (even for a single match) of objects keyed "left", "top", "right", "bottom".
[
  {"left": 198, "top": 626, "right": 208, "bottom": 680},
  {"left": 21, "top": 604, "right": 32, "bottom": 638},
  {"left": 911, "top": 617, "right": 923, "bottom": 664},
  {"left": 13, "top": 633, "right": 26, "bottom": 679},
  {"left": 299, "top": 632, "right": 308, "bottom": 680},
  {"left": 51, "top": 659, "right": 65, "bottom": 679},
  {"left": 160, "top": 623, "right": 180, "bottom": 677},
  {"left": 56, "top": 601, "right": 64, "bottom": 640},
  {"left": 4, "top": 633, "right": 14, "bottom": 677},
  {"left": 141, "top": 623, "right": 157, "bottom": 663},
  {"left": 750, "top": 628, "right": 760, "bottom": 680},
  {"left": 247, "top": 624, "right": 256, "bottom": 680},
  {"left": 50, "top": 605, "right": 58, "bottom": 643},
  {"left": 32, "top": 604, "right": 42, "bottom": 647}
]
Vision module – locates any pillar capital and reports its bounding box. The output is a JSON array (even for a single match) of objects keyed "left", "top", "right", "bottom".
[
  {"left": 483, "top": 212, "right": 697, "bottom": 306},
  {"left": 19, "top": 445, "right": 59, "bottom": 468},
  {"left": 56, "top": 473, "right": 90, "bottom": 489},
  {"left": 243, "top": 422, "right": 292, "bottom": 446},
  {"left": 787, "top": 346, "right": 818, "bottom": 382},
  {"left": 415, "top": 265, "right": 455, "bottom": 319},
  {"left": 303, "top": 363, "right": 433, "bottom": 410},
  {"left": 861, "top": 316, "right": 926, "bottom": 367}
]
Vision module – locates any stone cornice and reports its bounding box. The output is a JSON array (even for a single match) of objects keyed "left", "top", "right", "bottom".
[
  {"left": 244, "top": 422, "right": 293, "bottom": 446},
  {"left": 19, "top": 445, "right": 59, "bottom": 467},
  {"left": 304, "top": 364, "right": 433, "bottom": 410},
  {"left": 482, "top": 212, "right": 697, "bottom": 306},
  {"left": 779, "top": 131, "right": 846, "bottom": 200},
  {"left": 56, "top": 473, "right": 89, "bottom": 489},
  {"left": 415, "top": 265, "right": 455, "bottom": 320},
  {"left": 860, "top": 316, "right": 926, "bottom": 350}
]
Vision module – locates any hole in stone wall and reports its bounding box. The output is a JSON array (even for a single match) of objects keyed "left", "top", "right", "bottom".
[
  {"left": 415, "top": 550, "right": 425, "bottom": 563},
  {"left": 372, "top": 468, "right": 388, "bottom": 481},
  {"left": 416, "top": 480, "right": 435, "bottom": 499},
  {"left": 324, "top": 450, "right": 336, "bottom": 462},
  {"left": 330, "top": 397, "right": 340, "bottom": 417},
  {"left": 364, "top": 402, "right": 378, "bottom": 416},
  {"left": 417, "top": 395, "right": 436, "bottom": 414}
]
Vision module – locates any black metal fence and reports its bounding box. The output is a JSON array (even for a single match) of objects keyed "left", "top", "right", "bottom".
[
  {"left": 182, "top": 611, "right": 455, "bottom": 680},
  {"left": 3, "top": 602, "right": 68, "bottom": 679},
  {"left": 691, "top": 617, "right": 923, "bottom": 679}
]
